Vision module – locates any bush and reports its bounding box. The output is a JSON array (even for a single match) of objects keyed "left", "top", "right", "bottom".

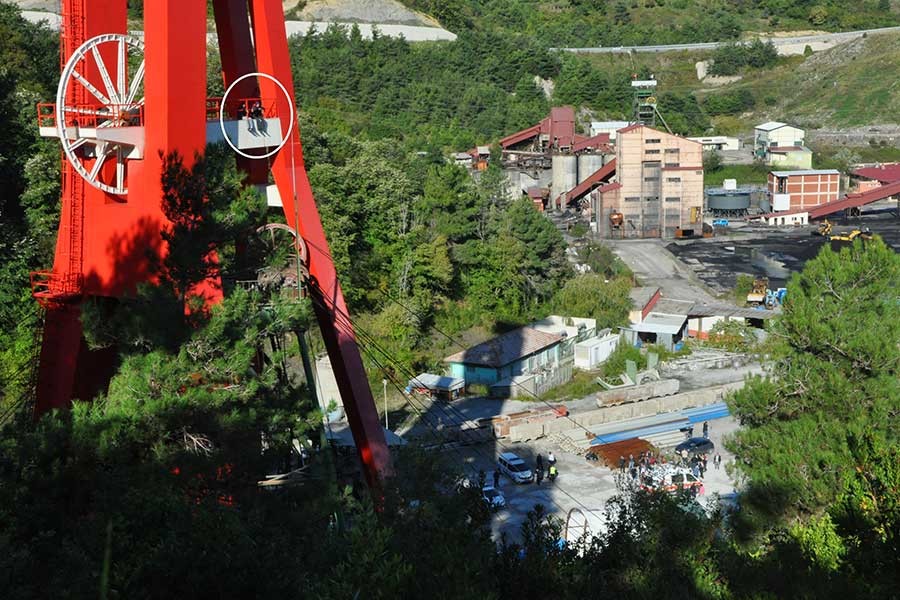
[
  {"left": 703, "top": 150, "right": 723, "bottom": 173},
  {"left": 705, "top": 320, "right": 758, "bottom": 352},
  {"left": 703, "top": 88, "right": 755, "bottom": 116},
  {"left": 709, "top": 40, "right": 777, "bottom": 76},
  {"left": 602, "top": 341, "right": 646, "bottom": 379},
  {"left": 734, "top": 274, "right": 755, "bottom": 306}
]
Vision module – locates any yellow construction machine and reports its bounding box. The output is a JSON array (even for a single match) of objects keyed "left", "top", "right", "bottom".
[
  {"left": 813, "top": 220, "right": 833, "bottom": 236},
  {"left": 829, "top": 228, "right": 874, "bottom": 243}
]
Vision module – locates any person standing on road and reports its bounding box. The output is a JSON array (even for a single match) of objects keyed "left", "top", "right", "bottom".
[
  {"left": 628, "top": 454, "right": 635, "bottom": 470},
  {"left": 536, "top": 453, "right": 544, "bottom": 477},
  {"left": 703, "top": 421, "right": 710, "bottom": 438},
  {"left": 714, "top": 454, "right": 722, "bottom": 470},
  {"left": 619, "top": 455, "right": 626, "bottom": 473},
  {"left": 681, "top": 448, "right": 689, "bottom": 465},
  {"left": 493, "top": 469, "right": 500, "bottom": 488},
  {"left": 536, "top": 467, "right": 544, "bottom": 486},
  {"left": 547, "top": 451, "right": 556, "bottom": 466}
]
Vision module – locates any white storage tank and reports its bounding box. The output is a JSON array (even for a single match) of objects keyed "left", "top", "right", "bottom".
[
  {"left": 551, "top": 154, "right": 578, "bottom": 208},
  {"left": 577, "top": 153, "right": 605, "bottom": 185}
]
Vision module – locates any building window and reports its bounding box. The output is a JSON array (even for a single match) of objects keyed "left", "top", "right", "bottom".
[
  {"left": 645, "top": 196, "right": 659, "bottom": 202},
  {"left": 666, "top": 177, "right": 682, "bottom": 183},
  {"left": 644, "top": 176, "right": 658, "bottom": 182},
  {"left": 664, "top": 162, "right": 680, "bottom": 168},
  {"left": 665, "top": 196, "right": 680, "bottom": 202},
  {"left": 665, "top": 148, "right": 679, "bottom": 153},
  {"left": 646, "top": 138, "right": 661, "bottom": 144},
  {"left": 646, "top": 149, "right": 660, "bottom": 154},
  {"left": 625, "top": 213, "right": 640, "bottom": 219},
  {"left": 625, "top": 196, "right": 640, "bottom": 202}
]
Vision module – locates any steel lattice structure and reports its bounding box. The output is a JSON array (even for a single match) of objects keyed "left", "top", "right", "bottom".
[{"left": 32, "top": 0, "right": 389, "bottom": 490}]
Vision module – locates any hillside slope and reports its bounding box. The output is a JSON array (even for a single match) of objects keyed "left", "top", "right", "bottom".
[
  {"left": 769, "top": 32, "right": 900, "bottom": 127},
  {"left": 286, "top": 0, "right": 439, "bottom": 27},
  {"left": 399, "top": 0, "right": 900, "bottom": 46}
]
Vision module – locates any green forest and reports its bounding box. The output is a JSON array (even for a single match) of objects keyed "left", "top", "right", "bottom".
[
  {"left": 1, "top": 2, "right": 900, "bottom": 598},
  {"left": 400, "top": 0, "right": 900, "bottom": 47}
]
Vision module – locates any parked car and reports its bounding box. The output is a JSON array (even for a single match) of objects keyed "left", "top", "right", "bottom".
[
  {"left": 481, "top": 485, "right": 506, "bottom": 508},
  {"left": 498, "top": 452, "right": 534, "bottom": 484},
  {"left": 675, "top": 437, "right": 715, "bottom": 456}
]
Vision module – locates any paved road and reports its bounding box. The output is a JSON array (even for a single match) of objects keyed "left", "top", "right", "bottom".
[
  {"left": 556, "top": 25, "right": 900, "bottom": 54},
  {"left": 607, "top": 239, "right": 720, "bottom": 303}
]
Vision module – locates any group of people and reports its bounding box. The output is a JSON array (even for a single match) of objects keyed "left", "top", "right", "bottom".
[
  {"left": 619, "top": 450, "right": 664, "bottom": 483},
  {"left": 619, "top": 449, "right": 723, "bottom": 483},
  {"left": 534, "top": 452, "right": 558, "bottom": 485},
  {"left": 234, "top": 100, "right": 264, "bottom": 120}
]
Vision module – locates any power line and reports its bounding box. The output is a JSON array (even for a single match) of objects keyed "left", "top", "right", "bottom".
[
  {"left": 308, "top": 291, "right": 602, "bottom": 519},
  {"left": 300, "top": 232, "right": 608, "bottom": 445}
]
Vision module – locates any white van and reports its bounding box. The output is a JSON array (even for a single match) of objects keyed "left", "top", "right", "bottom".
[{"left": 498, "top": 452, "right": 533, "bottom": 484}]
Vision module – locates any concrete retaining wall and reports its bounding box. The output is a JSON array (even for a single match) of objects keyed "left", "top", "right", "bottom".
[
  {"left": 595, "top": 378, "right": 680, "bottom": 407},
  {"left": 508, "top": 381, "right": 743, "bottom": 442}
]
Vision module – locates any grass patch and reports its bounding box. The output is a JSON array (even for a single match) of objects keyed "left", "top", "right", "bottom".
[
  {"left": 538, "top": 369, "right": 603, "bottom": 402},
  {"left": 705, "top": 163, "right": 770, "bottom": 186}
]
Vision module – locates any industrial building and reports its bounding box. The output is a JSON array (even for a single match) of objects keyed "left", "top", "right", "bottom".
[
  {"left": 754, "top": 122, "right": 805, "bottom": 157},
  {"left": 588, "top": 124, "right": 704, "bottom": 239},
  {"left": 768, "top": 169, "right": 841, "bottom": 212},
  {"left": 590, "top": 120, "right": 632, "bottom": 141},
  {"left": 705, "top": 178, "right": 754, "bottom": 218},
  {"left": 687, "top": 136, "right": 741, "bottom": 152},
  {"left": 765, "top": 146, "right": 813, "bottom": 169},
  {"left": 490, "top": 106, "right": 614, "bottom": 208},
  {"left": 851, "top": 163, "right": 900, "bottom": 192}
]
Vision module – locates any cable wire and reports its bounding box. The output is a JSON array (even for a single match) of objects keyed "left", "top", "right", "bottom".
[{"left": 308, "top": 291, "right": 603, "bottom": 519}]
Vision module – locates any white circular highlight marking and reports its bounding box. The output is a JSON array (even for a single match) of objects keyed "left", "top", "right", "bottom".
[{"left": 219, "top": 72, "right": 295, "bottom": 160}]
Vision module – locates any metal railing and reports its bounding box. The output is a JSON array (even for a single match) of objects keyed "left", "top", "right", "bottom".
[
  {"left": 37, "top": 102, "right": 145, "bottom": 129},
  {"left": 206, "top": 97, "right": 277, "bottom": 122}
]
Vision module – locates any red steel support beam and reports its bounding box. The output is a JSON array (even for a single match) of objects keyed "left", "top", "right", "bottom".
[{"left": 248, "top": 0, "right": 390, "bottom": 488}]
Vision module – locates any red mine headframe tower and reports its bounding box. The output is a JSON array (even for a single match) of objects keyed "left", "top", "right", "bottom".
[{"left": 33, "top": 0, "right": 389, "bottom": 489}]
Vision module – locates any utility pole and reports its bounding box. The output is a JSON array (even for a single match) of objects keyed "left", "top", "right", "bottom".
[{"left": 382, "top": 379, "right": 388, "bottom": 430}]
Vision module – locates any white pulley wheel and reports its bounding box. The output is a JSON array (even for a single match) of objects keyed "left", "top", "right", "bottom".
[{"left": 56, "top": 33, "right": 145, "bottom": 195}]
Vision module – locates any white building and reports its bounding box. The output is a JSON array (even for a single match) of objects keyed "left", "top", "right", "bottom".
[
  {"left": 687, "top": 136, "right": 741, "bottom": 151},
  {"left": 574, "top": 330, "right": 620, "bottom": 369},
  {"left": 590, "top": 120, "right": 632, "bottom": 141},
  {"left": 754, "top": 122, "right": 805, "bottom": 157}
]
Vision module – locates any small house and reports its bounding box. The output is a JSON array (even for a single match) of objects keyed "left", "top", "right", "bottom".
[{"left": 444, "top": 325, "right": 574, "bottom": 398}]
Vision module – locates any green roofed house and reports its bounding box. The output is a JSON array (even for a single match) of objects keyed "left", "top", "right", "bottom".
[{"left": 445, "top": 316, "right": 594, "bottom": 398}]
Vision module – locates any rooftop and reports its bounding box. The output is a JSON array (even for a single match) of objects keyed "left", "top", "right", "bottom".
[
  {"left": 755, "top": 121, "right": 788, "bottom": 131},
  {"left": 408, "top": 373, "right": 464, "bottom": 391},
  {"left": 852, "top": 163, "right": 900, "bottom": 184},
  {"left": 444, "top": 327, "right": 564, "bottom": 368},
  {"left": 625, "top": 312, "right": 687, "bottom": 335},
  {"left": 767, "top": 146, "right": 810, "bottom": 153},
  {"left": 771, "top": 169, "right": 840, "bottom": 177},
  {"left": 629, "top": 286, "right": 660, "bottom": 311}
]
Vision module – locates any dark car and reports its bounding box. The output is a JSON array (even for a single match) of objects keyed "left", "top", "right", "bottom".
[{"left": 675, "top": 437, "right": 715, "bottom": 456}]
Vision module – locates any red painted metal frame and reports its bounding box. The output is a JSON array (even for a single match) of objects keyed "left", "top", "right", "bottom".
[{"left": 34, "top": 0, "right": 390, "bottom": 489}]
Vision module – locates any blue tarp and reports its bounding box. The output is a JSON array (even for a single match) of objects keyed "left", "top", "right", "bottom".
[{"left": 591, "top": 402, "right": 731, "bottom": 446}]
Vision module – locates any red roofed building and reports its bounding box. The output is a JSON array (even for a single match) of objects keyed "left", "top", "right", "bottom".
[{"left": 851, "top": 163, "right": 900, "bottom": 192}]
